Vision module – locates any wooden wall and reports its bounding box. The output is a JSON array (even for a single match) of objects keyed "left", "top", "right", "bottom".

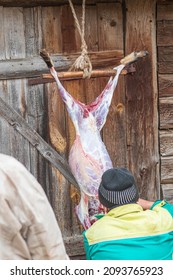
[
  {"left": 0, "top": 0, "right": 125, "bottom": 259},
  {"left": 0, "top": 0, "right": 171, "bottom": 258},
  {"left": 157, "top": 0, "right": 173, "bottom": 204},
  {"left": 125, "top": 0, "right": 159, "bottom": 200}
]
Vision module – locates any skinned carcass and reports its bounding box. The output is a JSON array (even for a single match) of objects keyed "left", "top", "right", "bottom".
[{"left": 40, "top": 50, "right": 148, "bottom": 229}]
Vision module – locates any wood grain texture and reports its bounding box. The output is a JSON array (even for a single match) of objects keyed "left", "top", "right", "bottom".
[
  {"left": 97, "top": 2, "right": 123, "bottom": 51},
  {"left": 0, "top": 0, "right": 122, "bottom": 6},
  {"left": 103, "top": 76, "right": 127, "bottom": 168},
  {"left": 0, "top": 50, "right": 123, "bottom": 80},
  {"left": 7, "top": 80, "right": 30, "bottom": 167},
  {"left": 26, "top": 83, "right": 50, "bottom": 195},
  {"left": 0, "top": 95, "right": 78, "bottom": 187},
  {"left": 1, "top": 0, "right": 170, "bottom": 258},
  {"left": 125, "top": 0, "right": 159, "bottom": 200},
  {"left": 45, "top": 81, "right": 75, "bottom": 236},
  {"left": 46, "top": 83, "right": 67, "bottom": 154},
  {"left": 161, "top": 184, "right": 173, "bottom": 204},
  {"left": 160, "top": 129, "right": 173, "bottom": 156},
  {"left": 0, "top": 7, "right": 5, "bottom": 59},
  {"left": 159, "top": 97, "right": 173, "bottom": 129},
  {"left": 63, "top": 79, "right": 86, "bottom": 234},
  {"left": 85, "top": 5, "right": 98, "bottom": 52},
  {"left": 42, "top": 6, "right": 63, "bottom": 53},
  {"left": 158, "top": 46, "right": 173, "bottom": 62},
  {"left": 161, "top": 156, "right": 173, "bottom": 183},
  {"left": 158, "top": 74, "right": 173, "bottom": 97},
  {"left": 157, "top": 1, "right": 173, "bottom": 204},
  {"left": 24, "top": 7, "right": 42, "bottom": 57},
  {"left": 4, "top": 7, "right": 25, "bottom": 59},
  {"left": 0, "top": 81, "right": 10, "bottom": 154},
  {"left": 64, "top": 235, "right": 85, "bottom": 258},
  {"left": 97, "top": 2, "right": 127, "bottom": 168},
  {"left": 61, "top": 5, "right": 78, "bottom": 53},
  {"left": 157, "top": 4, "right": 173, "bottom": 20},
  {"left": 42, "top": 4, "right": 83, "bottom": 235},
  {"left": 49, "top": 167, "right": 72, "bottom": 237},
  {"left": 157, "top": 21, "right": 173, "bottom": 46},
  {"left": 157, "top": 0, "right": 173, "bottom": 4},
  {"left": 158, "top": 61, "right": 173, "bottom": 74}
]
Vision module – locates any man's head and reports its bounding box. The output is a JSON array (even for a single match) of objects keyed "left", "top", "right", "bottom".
[{"left": 98, "top": 168, "right": 139, "bottom": 208}]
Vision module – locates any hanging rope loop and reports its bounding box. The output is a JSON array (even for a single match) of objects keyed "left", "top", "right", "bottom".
[{"left": 68, "top": 0, "right": 92, "bottom": 78}]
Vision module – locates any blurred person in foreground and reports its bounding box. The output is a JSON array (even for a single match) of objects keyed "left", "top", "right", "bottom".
[
  {"left": 0, "top": 153, "right": 69, "bottom": 260},
  {"left": 83, "top": 168, "right": 173, "bottom": 260}
]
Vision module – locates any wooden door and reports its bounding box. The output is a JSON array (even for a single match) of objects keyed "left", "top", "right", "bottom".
[{"left": 0, "top": 0, "right": 160, "bottom": 258}]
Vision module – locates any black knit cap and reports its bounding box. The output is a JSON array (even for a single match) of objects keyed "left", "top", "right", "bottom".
[{"left": 98, "top": 168, "right": 139, "bottom": 208}]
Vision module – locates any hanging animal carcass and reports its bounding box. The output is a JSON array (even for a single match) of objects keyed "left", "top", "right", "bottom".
[{"left": 40, "top": 50, "right": 148, "bottom": 229}]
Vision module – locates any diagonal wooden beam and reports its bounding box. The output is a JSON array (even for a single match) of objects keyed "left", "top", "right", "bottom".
[{"left": 0, "top": 96, "right": 79, "bottom": 189}]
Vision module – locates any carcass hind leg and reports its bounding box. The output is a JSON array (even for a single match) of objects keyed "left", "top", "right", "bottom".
[{"left": 75, "top": 192, "right": 91, "bottom": 230}]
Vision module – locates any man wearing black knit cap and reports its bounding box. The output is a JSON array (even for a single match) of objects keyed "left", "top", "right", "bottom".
[{"left": 83, "top": 168, "right": 173, "bottom": 260}]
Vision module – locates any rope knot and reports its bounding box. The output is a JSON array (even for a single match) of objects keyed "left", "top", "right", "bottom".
[{"left": 68, "top": 0, "right": 92, "bottom": 78}]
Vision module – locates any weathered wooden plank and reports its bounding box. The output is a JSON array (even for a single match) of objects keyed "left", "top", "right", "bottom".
[
  {"left": 157, "top": 0, "right": 173, "bottom": 4},
  {"left": 3, "top": 6, "right": 30, "bottom": 166},
  {"left": 26, "top": 83, "right": 50, "bottom": 197},
  {"left": 49, "top": 167, "right": 72, "bottom": 237},
  {"left": 161, "top": 156, "right": 173, "bottom": 183},
  {"left": 64, "top": 235, "right": 85, "bottom": 258},
  {"left": 97, "top": 2, "right": 127, "bottom": 168},
  {"left": 42, "top": 6, "right": 63, "bottom": 53},
  {"left": 63, "top": 79, "right": 85, "bottom": 235},
  {"left": 61, "top": 5, "right": 78, "bottom": 53},
  {"left": 0, "top": 0, "right": 122, "bottom": 7},
  {"left": 66, "top": 3, "right": 99, "bottom": 53},
  {"left": 97, "top": 2, "right": 123, "bottom": 51},
  {"left": 4, "top": 7, "right": 25, "bottom": 59},
  {"left": 24, "top": 7, "right": 42, "bottom": 57},
  {"left": 159, "top": 97, "right": 173, "bottom": 129},
  {"left": 7, "top": 79, "right": 31, "bottom": 167},
  {"left": 0, "top": 50, "right": 123, "bottom": 80},
  {"left": 0, "top": 55, "right": 69, "bottom": 79},
  {"left": 157, "top": 21, "right": 173, "bottom": 46},
  {"left": 158, "top": 46, "right": 173, "bottom": 62},
  {"left": 0, "top": 95, "right": 79, "bottom": 188},
  {"left": 157, "top": 4, "right": 173, "bottom": 20},
  {"left": 85, "top": 5, "right": 98, "bottom": 52},
  {"left": 0, "top": 7, "right": 5, "bottom": 60},
  {"left": 106, "top": 76, "right": 127, "bottom": 167},
  {"left": 42, "top": 4, "right": 83, "bottom": 235},
  {"left": 0, "top": 81, "right": 10, "bottom": 154},
  {"left": 45, "top": 82, "right": 70, "bottom": 227},
  {"left": 46, "top": 83, "right": 66, "bottom": 154},
  {"left": 24, "top": 8, "right": 37, "bottom": 57},
  {"left": 158, "top": 74, "right": 173, "bottom": 97},
  {"left": 158, "top": 61, "right": 173, "bottom": 74},
  {"left": 161, "top": 184, "right": 173, "bottom": 204},
  {"left": 125, "top": 0, "right": 159, "bottom": 200},
  {"left": 160, "top": 129, "right": 173, "bottom": 156},
  {"left": 41, "top": 5, "right": 70, "bottom": 233}
]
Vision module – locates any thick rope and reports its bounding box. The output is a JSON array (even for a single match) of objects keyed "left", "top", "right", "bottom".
[{"left": 68, "top": 0, "right": 92, "bottom": 78}]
